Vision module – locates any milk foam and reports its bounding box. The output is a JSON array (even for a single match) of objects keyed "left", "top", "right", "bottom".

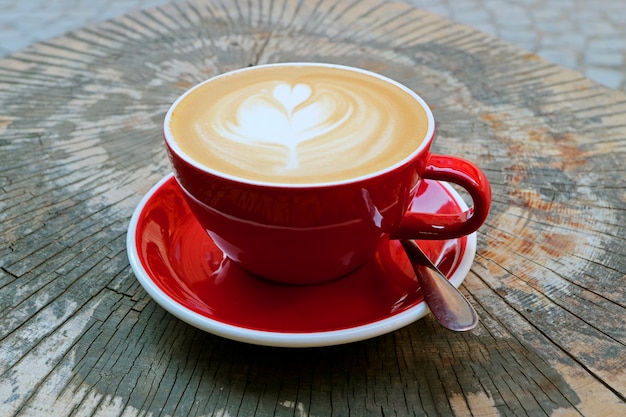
[
  {"left": 170, "top": 65, "right": 429, "bottom": 184},
  {"left": 205, "top": 82, "right": 359, "bottom": 170}
]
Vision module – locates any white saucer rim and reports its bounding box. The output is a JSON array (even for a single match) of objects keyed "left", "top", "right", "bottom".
[{"left": 127, "top": 173, "right": 477, "bottom": 347}]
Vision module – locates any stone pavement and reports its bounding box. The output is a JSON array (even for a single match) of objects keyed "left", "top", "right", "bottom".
[{"left": 0, "top": 0, "right": 624, "bottom": 93}]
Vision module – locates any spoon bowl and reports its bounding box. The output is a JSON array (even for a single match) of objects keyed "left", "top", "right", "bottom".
[{"left": 401, "top": 240, "right": 478, "bottom": 331}]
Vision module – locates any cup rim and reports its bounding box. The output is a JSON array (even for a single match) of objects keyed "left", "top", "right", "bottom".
[{"left": 163, "top": 62, "right": 436, "bottom": 188}]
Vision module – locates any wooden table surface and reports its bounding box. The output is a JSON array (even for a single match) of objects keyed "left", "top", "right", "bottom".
[{"left": 1, "top": 0, "right": 625, "bottom": 416}]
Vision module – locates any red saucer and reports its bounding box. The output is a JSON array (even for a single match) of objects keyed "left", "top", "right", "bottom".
[{"left": 127, "top": 174, "right": 476, "bottom": 347}]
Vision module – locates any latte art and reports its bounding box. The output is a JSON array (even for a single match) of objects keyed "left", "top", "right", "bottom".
[
  {"left": 208, "top": 82, "right": 355, "bottom": 170},
  {"left": 169, "top": 65, "right": 430, "bottom": 184}
]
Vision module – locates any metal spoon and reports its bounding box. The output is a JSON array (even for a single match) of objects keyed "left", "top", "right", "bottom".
[{"left": 401, "top": 240, "right": 478, "bottom": 331}]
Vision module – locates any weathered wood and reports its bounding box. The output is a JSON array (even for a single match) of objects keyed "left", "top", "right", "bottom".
[{"left": 1, "top": 0, "right": 625, "bottom": 416}]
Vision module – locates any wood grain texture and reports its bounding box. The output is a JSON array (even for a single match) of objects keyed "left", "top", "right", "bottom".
[{"left": 1, "top": 0, "right": 625, "bottom": 416}]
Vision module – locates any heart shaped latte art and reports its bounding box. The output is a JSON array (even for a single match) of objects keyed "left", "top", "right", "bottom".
[
  {"left": 215, "top": 82, "right": 352, "bottom": 169},
  {"left": 272, "top": 82, "right": 311, "bottom": 115}
]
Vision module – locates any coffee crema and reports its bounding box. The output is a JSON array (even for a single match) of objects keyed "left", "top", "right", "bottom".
[{"left": 168, "top": 64, "right": 430, "bottom": 184}]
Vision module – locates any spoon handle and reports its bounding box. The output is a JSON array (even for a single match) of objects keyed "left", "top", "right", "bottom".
[{"left": 401, "top": 240, "right": 478, "bottom": 331}]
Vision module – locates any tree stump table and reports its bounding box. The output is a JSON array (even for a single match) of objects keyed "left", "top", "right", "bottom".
[{"left": 1, "top": 0, "right": 625, "bottom": 416}]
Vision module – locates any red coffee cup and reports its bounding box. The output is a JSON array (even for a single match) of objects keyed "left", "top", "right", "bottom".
[{"left": 164, "top": 63, "right": 491, "bottom": 285}]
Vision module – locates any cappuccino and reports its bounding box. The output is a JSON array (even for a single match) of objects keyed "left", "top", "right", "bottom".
[{"left": 168, "top": 64, "right": 430, "bottom": 184}]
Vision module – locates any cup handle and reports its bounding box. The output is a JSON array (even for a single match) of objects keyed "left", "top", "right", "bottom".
[{"left": 391, "top": 153, "right": 492, "bottom": 240}]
